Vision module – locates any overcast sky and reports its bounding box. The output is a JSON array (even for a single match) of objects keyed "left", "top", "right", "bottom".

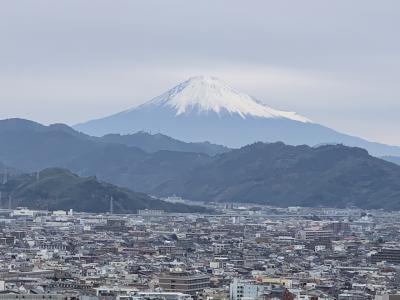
[{"left": 1, "top": 0, "right": 399, "bottom": 145}]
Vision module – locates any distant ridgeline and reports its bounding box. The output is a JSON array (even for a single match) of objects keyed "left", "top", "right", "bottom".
[{"left": 0, "top": 118, "right": 400, "bottom": 210}]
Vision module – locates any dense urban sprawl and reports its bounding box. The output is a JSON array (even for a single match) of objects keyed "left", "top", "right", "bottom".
[{"left": 1, "top": 204, "right": 400, "bottom": 300}]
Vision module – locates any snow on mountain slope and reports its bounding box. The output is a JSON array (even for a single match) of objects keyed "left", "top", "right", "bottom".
[
  {"left": 74, "top": 76, "right": 400, "bottom": 157},
  {"left": 129, "top": 76, "right": 310, "bottom": 122}
]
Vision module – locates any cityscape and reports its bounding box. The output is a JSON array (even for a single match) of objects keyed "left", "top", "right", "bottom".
[{"left": 1, "top": 203, "right": 400, "bottom": 299}]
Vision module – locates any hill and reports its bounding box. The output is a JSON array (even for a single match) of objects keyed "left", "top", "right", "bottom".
[
  {"left": 170, "top": 143, "right": 400, "bottom": 210},
  {"left": 101, "top": 131, "right": 229, "bottom": 156},
  {"left": 0, "top": 168, "right": 208, "bottom": 213},
  {"left": 0, "top": 119, "right": 98, "bottom": 171},
  {"left": 0, "top": 118, "right": 226, "bottom": 171}
]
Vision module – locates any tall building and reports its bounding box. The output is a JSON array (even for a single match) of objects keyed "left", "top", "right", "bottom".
[
  {"left": 138, "top": 209, "right": 165, "bottom": 216},
  {"left": 325, "top": 221, "right": 350, "bottom": 235},
  {"left": 371, "top": 249, "right": 400, "bottom": 265},
  {"left": 229, "top": 278, "right": 264, "bottom": 300},
  {"left": 159, "top": 270, "right": 210, "bottom": 296},
  {"left": 298, "top": 229, "right": 334, "bottom": 241}
]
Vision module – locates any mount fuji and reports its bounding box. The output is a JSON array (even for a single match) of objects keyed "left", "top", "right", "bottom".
[{"left": 74, "top": 76, "right": 400, "bottom": 157}]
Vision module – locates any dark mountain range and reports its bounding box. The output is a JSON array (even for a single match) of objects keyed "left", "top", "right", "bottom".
[
  {"left": 0, "top": 168, "right": 208, "bottom": 213},
  {"left": 62, "top": 142, "right": 400, "bottom": 210},
  {"left": 101, "top": 131, "right": 229, "bottom": 156},
  {"left": 170, "top": 143, "right": 400, "bottom": 210},
  {"left": 0, "top": 118, "right": 226, "bottom": 171},
  {"left": 0, "top": 119, "right": 97, "bottom": 171},
  {"left": 75, "top": 76, "right": 400, "bottom": 157},
  {"left": 1, "top": 118, "right": 400, "bottom": 210},
  {"left": 65, "top": 143, "right": 211, "bottom": 193},
  {"left": 0, "top": 118, "right": 214, "bottom": 196}
]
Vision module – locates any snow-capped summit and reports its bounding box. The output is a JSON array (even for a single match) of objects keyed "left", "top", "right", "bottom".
[
  {"left": 74, "top": 76, "right": 317, "bottom": 147},
  {"left": 134, "top": 76, "right": 310, "bottom": 122},
  {"left": 74, "top": 76, "right": 399, "bottom": 156}
]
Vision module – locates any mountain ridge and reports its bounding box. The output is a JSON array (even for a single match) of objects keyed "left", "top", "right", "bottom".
[
  {"left": 0, "top": 118, "right": 227, "bottom": 169},
  {"left": 2, "top": 118, "right": 400, "bottom": 210},
  {"left": 168, "top": 142, "right": 400, "bottom": 210},
  {"left": 101, "top": 131, "right": 229, "bottom": 156}
]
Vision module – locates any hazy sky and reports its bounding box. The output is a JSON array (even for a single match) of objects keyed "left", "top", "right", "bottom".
[{"left": 1, "top": 0, "right": 400, "bottom": 145}]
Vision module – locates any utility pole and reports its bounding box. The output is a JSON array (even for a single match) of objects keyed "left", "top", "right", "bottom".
[
  {"left": 110, "top": 196, "right": 114, "bottom": 214},
  {"left": 2, "top": 169, "right": 8, "bottom": 184}
]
